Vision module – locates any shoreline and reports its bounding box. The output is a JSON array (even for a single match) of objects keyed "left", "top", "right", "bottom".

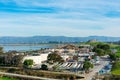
[{"left": 0, "top": 43, "right": 60, "bottom": 46}]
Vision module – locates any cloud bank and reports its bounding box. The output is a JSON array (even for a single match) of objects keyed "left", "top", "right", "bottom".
[{"left": 0, "top": 0, "right": 120, "bottom": 37}]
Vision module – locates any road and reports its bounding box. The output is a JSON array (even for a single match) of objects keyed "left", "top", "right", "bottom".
[
  {"left": 0, "top": 70, "right": 85, "bottom": 80},
  {"left": 85, "top": 56, "right": 110, "bottom": 80},
  {"left": 0, "top": 71, "right": 60, "bottom": 80}
]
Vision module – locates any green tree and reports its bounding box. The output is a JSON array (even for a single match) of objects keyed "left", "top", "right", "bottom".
[
  {"left": 102, "top": 44, "right": 110, "bottom": 50},
  {"left": 93, "top": 43, "right": 111, "bottom": 56},
  {"left": 105, "top": 49, "right": 112, "bottom": 55},
  {"left": 83, "top": 60, "right": 93, "bottom": 73},
  {"left": 96, "top": 44, "right": 110, "bottom": 50},
  {"left": 23, "top": 59, "right": 33, "bottom": 68},
  {"left": 0, "top": 56, "right": 4, "bottom": 65},
  {"left": 41, "top": 64, "right": 48, "bottom": 70},
  {"left": 47, "top": 53, "right": 64, "bottom": 64},
  {"left": 95, "top": 48, "right": 104, "bottom": 56},
  {"left": 109, "top": 54, "right": 118, "bottom": 61}
]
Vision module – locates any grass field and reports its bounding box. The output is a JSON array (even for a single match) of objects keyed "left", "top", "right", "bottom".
[
  {"left": 111, "top": 69, "right": 120, "bottom": 75},
  {"left": 116, "top": 52, "right": 120, "bottom": 57},
  {"left": 111, "top": 44, "right": 120, "bottom": 57},
  {"left": 111, "top": 61, "right": 120, "bottom": 75},
  {"left": 0, "top": 77, "right": 17, "bottom": 80}
]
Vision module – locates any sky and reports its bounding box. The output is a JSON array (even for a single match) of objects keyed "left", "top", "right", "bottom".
[{"left": 0, "top": 0, "right": 120, "bottom": 37}]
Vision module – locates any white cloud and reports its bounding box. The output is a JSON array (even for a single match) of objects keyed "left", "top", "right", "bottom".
[{"left": 0, "top": 0, "right": 120, "bottom": 36}]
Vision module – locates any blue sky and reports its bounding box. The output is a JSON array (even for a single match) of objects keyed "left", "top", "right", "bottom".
[{"left": 0, "top": 0, "right": 120, "bottom": 37}]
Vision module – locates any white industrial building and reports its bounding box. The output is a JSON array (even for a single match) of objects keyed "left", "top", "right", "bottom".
[{"left": 23, "top": 53, "right": 49, "bottom": 65}]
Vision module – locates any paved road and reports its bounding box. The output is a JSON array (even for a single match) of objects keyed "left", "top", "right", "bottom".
[
  {"left": 85, "top": 56, "right": 110, "bottom": 80},
  {"left": 0, "top": 72, "right": 60, "bottom": 80},
  {"left": 0, "top": 70, "right": 85, "bottom": 80}
]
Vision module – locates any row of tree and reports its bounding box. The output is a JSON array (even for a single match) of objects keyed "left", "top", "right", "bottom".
[
  {"left": 93, "top": 44, "right": 111, "bottom": 56},
  {"left": 0, "top": 53, "right": 24, "bottom": 67},
  {"left": 0, "top": 46, "right": 24, "bottom": 67}
]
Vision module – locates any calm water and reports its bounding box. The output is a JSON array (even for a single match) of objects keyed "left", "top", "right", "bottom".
[{"left": 0, "top": 44, "right": 55, "bottom": 52}]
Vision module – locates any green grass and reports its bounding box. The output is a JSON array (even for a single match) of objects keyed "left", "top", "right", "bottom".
[
  {"left": 112, "top": 45, "right": 120, "bottom": 57},
  {"left": 116, "top": 52, "right": 120, "bottom": 57},
  {"left": 111, "top": 69, "right": 120, "bottom": 75},
  {"left": 115, "top": 47, "right": 120, "bottom": 57},
  {"left": 0, "top": 77, "right": 17, "bottom": 80},
  {"left": 111, "top": 61, "right": 120, "bottom": 75},
  {"left": 109, "top": 44, "right": 119, "bottom": 48}
]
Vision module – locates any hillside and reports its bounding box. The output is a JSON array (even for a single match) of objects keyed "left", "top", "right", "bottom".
[{"left": 0, "top": 36, "right": 120, "bottom": 44}]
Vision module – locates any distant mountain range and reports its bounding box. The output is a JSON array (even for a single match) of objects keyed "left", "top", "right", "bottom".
[{"left": 0, "top": 36, "right": 120, "bottom": 44}]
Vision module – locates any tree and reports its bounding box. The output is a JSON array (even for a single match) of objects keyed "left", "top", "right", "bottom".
[
  {"left": 41, "top": 64, "right": 48, "bottom": 70},
  {"left": 95, "top": 48, "right": 104, "bottom": 56},
  {"left": 93, "top": 43, "right": 111, "bottom": 56},
  {"left": 73, "top": 56, "right": 78, "bottom": 61},
  {"left": 0, "top": 56, "right": 4, "bottom": 65},
  {"left": 109, "top": 54, "right": 118, "bottom": 61},
  {"left": 0, "top": 51, "right": 24, "bottom": 67},
  {"left": 83, "top": 60, "right": 93, "bottom": 73},
  {"left": 96, "top": 44, "right": 110, "bottom": 50},
  {"left": 0, "top": 53, "right": 15, "bottom": 66},
  {"left": 5, "top": 53, "right": 14, "bottom": 65},
  {"left": 102, "top": 44, "right": 110, "bottom": 50},
  {"left": 12, "top": 55, "right": 24, "bottom": 67},
  {"left": 47, "top": 53, "right": 64, "bottom": 64},
  {"left": 104, "top": 49, "right": 112, "bottom": 55},
  {"left": 111, "top": 61, "right": 120, "bottom": 72},
  {"left": 23, "top": 59, "right": 33, "bottom": 68},
  {"left": 0, "top": 47, "right": 3, "bottom": 54}
]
